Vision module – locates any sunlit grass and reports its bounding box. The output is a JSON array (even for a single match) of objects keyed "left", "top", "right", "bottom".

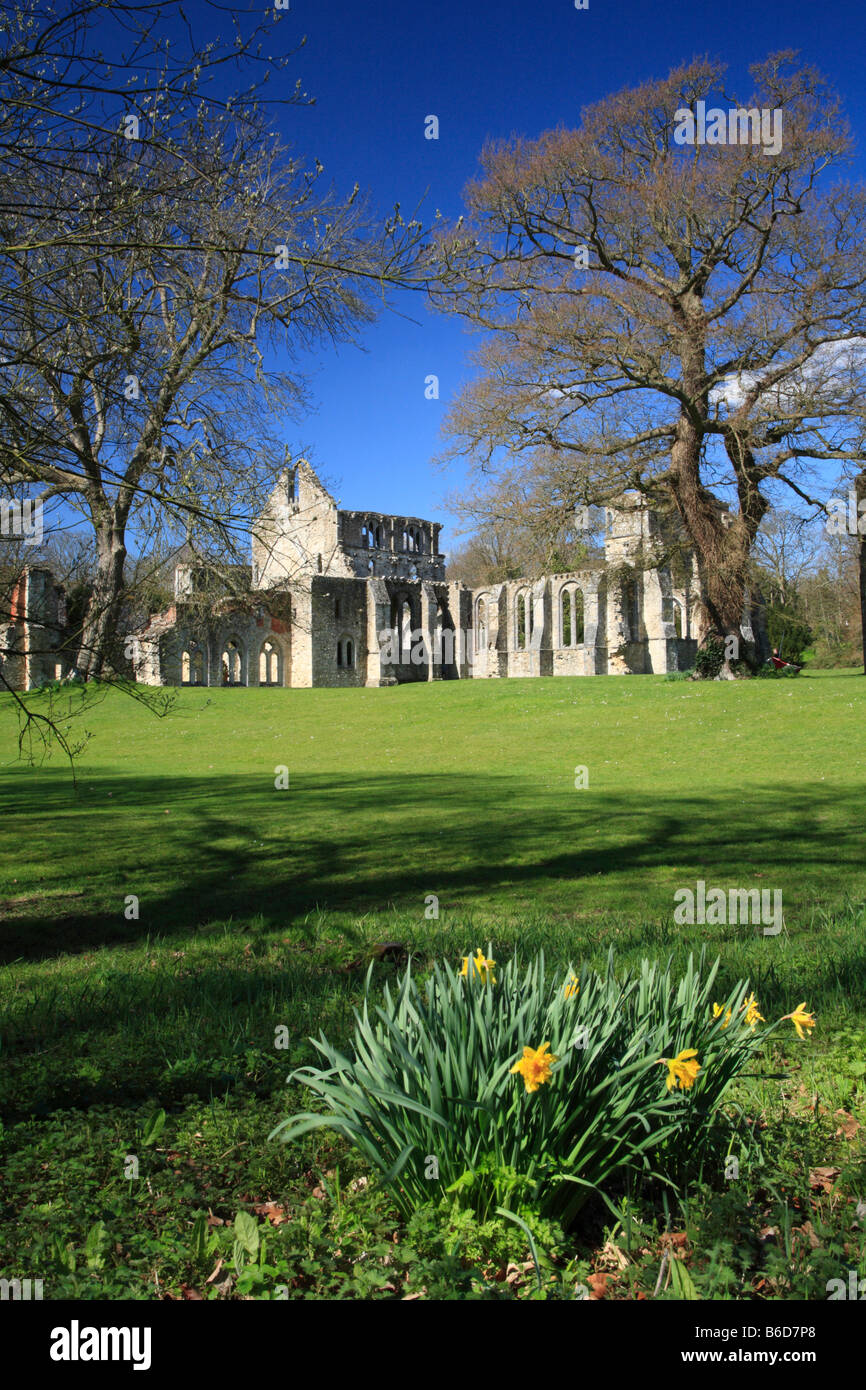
[{"left": 1, "top": 672, "right": 863, "bottom": 1298}]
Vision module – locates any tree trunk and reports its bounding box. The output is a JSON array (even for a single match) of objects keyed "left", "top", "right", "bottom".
[
  {"left": 672, "top": 425, "right": 770, "bottom": 678},
  {"left": 857, "top": 469, "right": 866, "bottom": 676},
  {"left": 669, "top": 423, "right": 750, "bottom": 677},
  {"left": 76, "top": 521, "right": 127, "bottom": 679},
  {"left": 664, "top": 311, "right": 760, "bottom": 678}
]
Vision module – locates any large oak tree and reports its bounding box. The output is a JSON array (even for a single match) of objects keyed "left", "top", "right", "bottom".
[{"left": 432, "top": 54, "right": 866, "bottom": 672}]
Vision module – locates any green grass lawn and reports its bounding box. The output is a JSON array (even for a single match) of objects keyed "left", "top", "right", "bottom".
[
  {"left": 2, "top": 669, "right": 866, "bottom": 955},
  {"left": 1, "top": 672, "right": 864, "bottom": 1300}
]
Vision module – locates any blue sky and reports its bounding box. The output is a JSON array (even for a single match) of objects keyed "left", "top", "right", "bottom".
[
  {"left": 29, "top": 0, "right": 860, "bottom": 561},
  {"left": 254, "top": 0, "right": 866, "bottom": 551}
]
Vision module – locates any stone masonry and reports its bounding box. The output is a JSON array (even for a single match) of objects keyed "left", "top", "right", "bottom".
[
  {"left": 4, "top": 460, "right": 755, "bottom": 692},
  {"left": 127, "top": 461, "right": 710, "bottom": 689}
]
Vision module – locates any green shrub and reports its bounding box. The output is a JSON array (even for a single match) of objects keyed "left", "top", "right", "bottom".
[
  {"left": 272, "top": 949, "right": 774, "bottom": 1226},
  {"left": 757, "top": 664, "right": 800, "bottom": 679},
  {"left": 693, "top": 638, "right": 725, "bottom": 679},
  {"left": 766, "top": 606, "right": 812, "bottom": 665},
  {"left": 804, "top": 637, "right": 860, "bottom": 668}
]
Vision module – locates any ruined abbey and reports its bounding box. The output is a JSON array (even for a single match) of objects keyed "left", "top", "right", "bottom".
[
  {"left": 4, "top": 460, "right": 766, "bottom": 692},
  {"left": 127, "top": 461, "right": 714, "bottom": 688}
]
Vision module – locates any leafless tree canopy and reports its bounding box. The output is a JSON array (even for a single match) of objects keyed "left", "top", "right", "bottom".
[
  {"left": 0, "top": 1, "right": 429, "bottom": 688},
  {"left": 432, "top": 53, "right": 866, "bottom": 668}
]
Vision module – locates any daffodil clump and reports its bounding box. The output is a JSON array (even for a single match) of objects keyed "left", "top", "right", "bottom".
[{"left": 275, "top": 947, "right": 815, "bottom": 1224}]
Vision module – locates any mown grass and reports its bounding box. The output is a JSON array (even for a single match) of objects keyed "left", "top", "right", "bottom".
[{"left": 1, "top": 672, "right": 864, "bottom": 1298}]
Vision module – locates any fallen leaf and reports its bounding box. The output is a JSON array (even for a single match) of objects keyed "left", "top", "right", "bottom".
[
  {"left": 587, "top": 1272, "right": 608, "bottom": 1299},
  {"left": 601, "top": 1238, "right": 629, "bottom": 1270},
  {"left": 660, "top": 1231, "right": 688, "bottom": 1249},
  {"left": 205, "top": 1258, "right": 225, "bottom": 1285},
  {"left": 834, "top": 1110, "right": 861, "bottom": 1141},
  {"left": 251, "top": 1201, "right": 289, "bottom": 1226},
  {"left": 809, "top": 1166, "right": 841, "bottom": 1193},
  {"left": 180, "top": 1284, "right": 204, "bottom": 1300}
]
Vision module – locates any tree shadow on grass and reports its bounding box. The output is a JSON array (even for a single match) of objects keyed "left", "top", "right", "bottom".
[
  {"left": 1, "top": 770, "right": 864, "bottom": 964},
  {"left": 0, "top": 950, "right": 395, "bottom": 1119}
]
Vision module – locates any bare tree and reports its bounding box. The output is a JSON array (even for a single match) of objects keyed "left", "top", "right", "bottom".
[
  {"left": 751, "top": 507, "right": 820, "bottom": 608},
  {"left": 0, "top": 0, "right": 301, "bottom": 260},
  {"left": 798, "top": 531, "right": 861, "bottom": 665},
  {"left": 431, "top": 53, "right": 866, "bottom": 673},
  {"left": 0, "top": 0, "right": 300, "bottom": 715},
  {"left": 1, "top": 6, "right": 428, "bottom": 680},
  {"left": 445, "top": 466, "right": 601, "bottom": 584}
]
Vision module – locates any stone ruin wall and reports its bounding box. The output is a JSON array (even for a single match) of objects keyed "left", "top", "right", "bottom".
[{"left": 101, "top": 468, "right": 711, "bottom": 692}]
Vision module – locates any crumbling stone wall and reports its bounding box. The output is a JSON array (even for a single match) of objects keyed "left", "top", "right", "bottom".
[
  {"left": 121, "top": 466, "right": 719, "bottom": 691},
  {"left": 549, "top": 573, "right": 603, "bottom": 677},
  {"left": 253, "top": 461, "right": 349, "bottom": 588},
  {"left": 0, "top": 567, "right": 67, "bottom": 689},
  {"left": 310, "top": 575, "right": 368, "bottom": 687},
  {"left": 132, "top": 601, "right": 292, "bottom": 688},
  {"left": 338, "top": 510, "right": 445, "bottom": 582}
]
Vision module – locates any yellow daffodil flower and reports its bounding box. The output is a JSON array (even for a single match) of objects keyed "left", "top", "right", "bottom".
[
  {"left": 712, "top": 1003, "right": 732, "bottom": 1029},
  {"left": 459, "top": 949, "right": 496, "bottom": 985},
  {"left": 510, "top": 1041, "right": 558, "bottom": 1093},
  {"left": 741, "top": 993, "right": 765, "bottom": 1030},
  {"left": 781, "top": 1002, "right": 816, "bottom": 1040},
  {"left": 658, "top": 1048, "right": 701, "bottom": 1092},
  {"left": 564, "top": 974, "right": 580, "bottom": 1000}
]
